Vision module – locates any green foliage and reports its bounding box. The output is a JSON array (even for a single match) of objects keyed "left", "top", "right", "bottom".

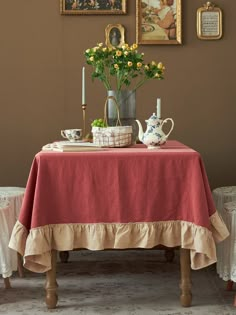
[
  {"left": 84, "top": 43, "right": 165, "bottom": 92},
  {"left": 91, "top": 118, "right": 107, "bottom": 128}
]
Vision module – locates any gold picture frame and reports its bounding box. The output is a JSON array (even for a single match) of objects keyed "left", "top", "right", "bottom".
[
  {"left": 197, "top": 2, "right": 222, "bottom": 40},
  {"left": 60, "top": 0, "right": 127, "bottom": 15},
  {"left": 105, "top": 24, "right": 125, "bottom": 48},
  {"left": 136, "top": 0, "right": 182, "bottom": 45}
]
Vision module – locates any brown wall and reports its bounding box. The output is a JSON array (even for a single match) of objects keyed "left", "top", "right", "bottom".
[{"left": 0, "top": 0, "right": 235, "bottom": 189}]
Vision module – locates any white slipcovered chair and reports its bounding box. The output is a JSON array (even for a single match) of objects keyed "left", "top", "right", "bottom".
[
  {"left": 212, "top": 186, "right": 236, "bottom": 305},
  {"left": 0, "top": 187, "right": 25, "bottom": 288}
]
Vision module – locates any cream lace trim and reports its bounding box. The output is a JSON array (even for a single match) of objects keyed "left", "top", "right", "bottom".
[{"left": 9, "top": 211, "right": 229, "bottom": 273}]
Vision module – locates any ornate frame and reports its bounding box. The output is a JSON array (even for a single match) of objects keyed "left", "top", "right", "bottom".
[
  {"left": 136, "top": 0, "right": 182, "bottom": 45},
  {"left": 60, "top": 0, "right": 127, "bottom": 15},
  {"left": 105, "top": 24, "right": 125, "bottom": 49},
  {"left": 197, "top": 2, "right": 222, "bottom": 40}
]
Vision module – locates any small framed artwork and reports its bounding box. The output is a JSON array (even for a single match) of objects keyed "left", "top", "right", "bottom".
[
  {"left": 60, "top": 0, "right": 127, "bottom": 15},
  {"left": 197, "top": 2, "right": 222, "bottom": 40},
  {"left": 105, "top": 24, "right": 125, "bottom": 48},
  {"left": 136, "top": 0, "right": 182, "bottom": 45}
]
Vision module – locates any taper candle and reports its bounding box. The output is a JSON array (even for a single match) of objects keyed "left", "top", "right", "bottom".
[
  {"left": 82, "top": 67, "right": 86, "bottom": 104},
  {"left": 157, "top": 98, "right": 161, "bottom": 118}
]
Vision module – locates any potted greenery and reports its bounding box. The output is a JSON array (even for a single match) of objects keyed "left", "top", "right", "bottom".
[{"left": 85, "top": 43, "right": 165, "bottom": 144}]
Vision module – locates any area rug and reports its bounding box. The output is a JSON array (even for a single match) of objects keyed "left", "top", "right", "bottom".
[{"left": 1, "top": 250, "right": 236, "bottom": 315}]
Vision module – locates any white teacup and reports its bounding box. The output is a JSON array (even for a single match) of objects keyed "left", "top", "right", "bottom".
[{"left": 61, "top": 129, "right": 82, "bottom": 142}]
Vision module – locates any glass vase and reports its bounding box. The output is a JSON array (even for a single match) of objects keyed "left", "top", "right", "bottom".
[{"left": 107, "top": 90, "right": 137, "bottom": 143}]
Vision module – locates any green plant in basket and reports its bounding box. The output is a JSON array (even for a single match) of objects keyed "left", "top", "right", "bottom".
[
  {"left": 84, "top": 43, "right": 165, "bottom": 92},
  {"left": 91, "top": 118, "right": 107, "bottom": 128}
]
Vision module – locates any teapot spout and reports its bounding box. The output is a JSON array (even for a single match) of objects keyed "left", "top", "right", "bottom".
[{"left": 135, "top": 120, "right": 144, "bottom": 142}]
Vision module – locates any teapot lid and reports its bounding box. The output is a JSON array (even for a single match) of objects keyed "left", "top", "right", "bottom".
[{"left": 146, "top": 113, "right": 159, "bottom": 124}]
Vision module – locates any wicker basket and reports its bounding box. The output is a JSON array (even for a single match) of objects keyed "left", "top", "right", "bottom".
[
  {"left": 92, "top": 96, "right": 133, "bottom": 148},
  {"left": 92, "top": 125, "right": 132, "bottom": 147}
]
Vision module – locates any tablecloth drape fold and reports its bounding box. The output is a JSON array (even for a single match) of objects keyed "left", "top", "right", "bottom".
[{"left": 9, "top": 210, "right": 229, "bottom": 273}]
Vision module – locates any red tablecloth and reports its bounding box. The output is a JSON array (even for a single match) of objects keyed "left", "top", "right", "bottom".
[{"left": 9, "top": 141, "right": 229, "bottom": 272}]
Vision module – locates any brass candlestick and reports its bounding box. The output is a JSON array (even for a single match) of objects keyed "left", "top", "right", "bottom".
[{"left": 82, "top": 103, "right": 87, "bottom": 139}]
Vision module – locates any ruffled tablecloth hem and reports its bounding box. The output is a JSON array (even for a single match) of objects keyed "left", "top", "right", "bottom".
[{"left": 9, "top": 211, "right": 229, "bottom": 273}]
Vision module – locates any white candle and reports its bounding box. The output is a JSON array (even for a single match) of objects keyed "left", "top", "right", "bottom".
[
  {"left": 157, "top": 98, "right": 161, "bottom": 118},
  {"left": 82, "top": 67, "right": 86, "bottom": 104}
]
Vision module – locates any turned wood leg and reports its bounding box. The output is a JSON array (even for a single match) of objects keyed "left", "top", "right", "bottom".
[
  {"left": 227, "top": 280, "right": 234, "bottom": 291},
  {"left": 17, "top": 253, "right": 24, "bottom": 278},
  {"left": 45, "top": 250, "right": 58, "bottom": 309},
  {"left": 59, "top": 251, "right": 69, "bottom": 263},
  {"left": 165, "top": 248, "right": 175, "bottom": 262},
  {"left": 180, "top": 248, "right": 192, "bottom": 307},
  {"left": 233, "top": 294, "right": 236, "bottom": 307},
  {"left": 3, "top": 277, "right": 11, "bottom": 289}
]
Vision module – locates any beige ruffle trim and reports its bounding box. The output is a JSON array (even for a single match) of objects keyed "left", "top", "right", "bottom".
[{"left": 9, "top": 211, "right": 229, "bottom": 273}]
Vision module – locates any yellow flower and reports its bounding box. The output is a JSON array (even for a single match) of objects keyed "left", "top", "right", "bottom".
[
  {"left": 116, "top": 50, "right": 122, "bottom": 57},
  {"left": 84, "top": 42, "right": 165, "bottom": 92}
]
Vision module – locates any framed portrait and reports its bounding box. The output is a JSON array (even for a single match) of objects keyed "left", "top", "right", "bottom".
[
  {"left": 60, "top": 0, "right": 127, "bottom": 15},
  {"left": 197, "top": 2, "right": 222, "bottom": 40},
  {"left": 105, "top": 24, "right": 125, "bottom": 48},
  {"left": 136, "top": 0, "right": 182, "bottom": 45}
]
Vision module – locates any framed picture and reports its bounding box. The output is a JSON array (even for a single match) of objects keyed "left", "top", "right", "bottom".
[
  {"left": 60, "top": 0, "right": 127, "bottom": 15},
  {"left": 197, "top": 2, "right": 222, "bottom": 40},
  {"left": 105, "top": 24, "right": 125, "bottom": 48},
  {"left": 136, "top": 0, "right": 182, "bottom": 45}
]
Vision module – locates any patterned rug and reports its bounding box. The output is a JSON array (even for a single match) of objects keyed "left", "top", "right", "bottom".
[{"left": 1, "top": 250, "right": 236, "bottom": 315}]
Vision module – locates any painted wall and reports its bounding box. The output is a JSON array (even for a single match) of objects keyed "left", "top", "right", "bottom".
[{"left": 0, "top": 0, "right": 235, "bottom": 189}]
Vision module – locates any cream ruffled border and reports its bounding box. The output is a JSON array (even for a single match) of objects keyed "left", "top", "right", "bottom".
[{"left": 9, "top": 211, "right": 229, "bottom": 273}]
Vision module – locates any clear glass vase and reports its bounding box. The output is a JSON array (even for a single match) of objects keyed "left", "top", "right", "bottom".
[{"left": 107, "top": 90, "right": 137, "bottom": 143}]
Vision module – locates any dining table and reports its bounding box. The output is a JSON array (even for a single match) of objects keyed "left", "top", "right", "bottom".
[{"left": 9, "top": 140, "right": 229, "bottom": 309}]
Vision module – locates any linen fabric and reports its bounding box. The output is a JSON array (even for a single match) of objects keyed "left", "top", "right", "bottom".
[
  {"left": 0, "top": 187, "right": 25, "bottom": 278},
  {"left": 9, "top": 141, "right": 229, "bottom": 272}
]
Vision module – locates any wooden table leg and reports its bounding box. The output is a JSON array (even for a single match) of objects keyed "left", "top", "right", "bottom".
[
  {"left": 17, "top": 253, "right": 24, "bottom": 278},
  {"left": 59, "top": 251, "right": 69, "bottom": 263},
  {"left": 45, "top": 250, "right": 58, "bottom": 309},
  {"left": 165, "top": 248, "right": 175, "bottom": 262},
  {"left": 180, "top": 248, "right": 192, "bottom": 307},
  {"left": 227, "top": 280, "right": 234, "bottom": 291},
  {"left": 4, "top": 277, "right": 11, "bottom": 289}
]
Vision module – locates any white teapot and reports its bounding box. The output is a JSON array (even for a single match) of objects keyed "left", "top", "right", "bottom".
[{"left": 136, "top": 113, "right": 174, "bottom": 149}]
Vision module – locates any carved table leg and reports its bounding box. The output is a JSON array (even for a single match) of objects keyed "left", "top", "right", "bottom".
[
  {"left": 4, "top": 277, "right": 11, "bottom": 289},
  {"left": 227, "top": 280, "right": 234, "bottom": 291},
  {"left": 233, "top": 294, "right": 236, "bottom": 307},
  {"left": 59, "top": 251, "right": 69, "bottom": 263},
  {"left": 165, "top": 248, "right": 175, "bottom": 262},
  {"left": 180, "top": 248, "right": 192, "bottom": 307},
  {"left": 17, "top": 253, "right": 24, "bottom": 278},
  {"left": 45, "top": 250, "right": 58, "bottom": 309}
]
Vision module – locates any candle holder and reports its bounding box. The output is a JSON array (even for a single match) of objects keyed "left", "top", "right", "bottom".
[{"left": 81, "top": 103, "right": 87, "bottom": 138}]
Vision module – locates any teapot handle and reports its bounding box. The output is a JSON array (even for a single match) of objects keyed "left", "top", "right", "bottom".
[{"left": 161, "top": 118, "right": 174, "bottom": 138}]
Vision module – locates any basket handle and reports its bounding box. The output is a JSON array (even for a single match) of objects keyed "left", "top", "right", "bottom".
[{"left": 104, "top": 95, "right": 122, "bottom": 127}]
